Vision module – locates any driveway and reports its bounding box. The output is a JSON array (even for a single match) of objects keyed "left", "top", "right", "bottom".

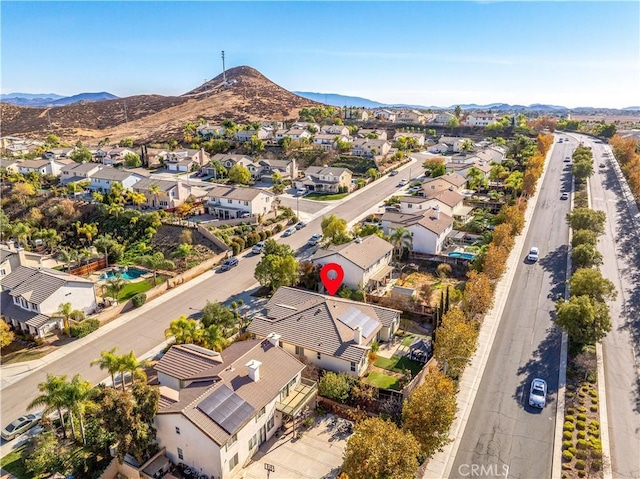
[{"left": 236, "top": 415, "right": 349, "bottom": 479}]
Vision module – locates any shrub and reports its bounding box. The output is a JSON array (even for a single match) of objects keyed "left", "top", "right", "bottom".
[
  {"left": 563, "top": 440, "right": 573, "bottom": 449},
  {"left": 563, "top": 431, "right": 573, "bottom": 440},
  {"left": 591, "top": 459, "right": 602, "bottom": 471},
  {"left": 591, "top": 397, "right": 599, "bottom": 404},
  {"left": 234, "top": 236, "right": 245, "bottom": 251},
  {"left": 566, "top": 392, "right": 574, "bottom": 398},
  {"left": 69, "top": 318, "right": 100, "bottom": 338},
  {"left": 576, "top": 450, "right": 588, "bottom": 460},
  {"left": 587, "top": 372, "right": 597, "bottom": 383},
  {"left": 577, "top": 471, "right": 586, "bottom": 478},
  {"left": 577, "top": 413, "right": 587, "bottom": 421},
  {"left": 231, "top": 242, "right": 241, "bottom": 256},
  {"left": 575, "top": 460, "right": 586, "bottom": 470},
  {"left": 589, "top": 421, "right": 600, "bottom": 429},
  {"left": 259, "top": 230, "right": 267, "bottom": 241},
  {"left": 577, "top": 406, "right": 587, "bottom": 413},
  {"left": 563, "top": 421, "right": 575, "bottom": 432},
  {"left": 131, "top": 293, "right": 147, "bottom": 308},
  {"left": 576, "top": 439, "right": 589, "bottom": 449},
  {"left": 562, "top": 450, "right": 574, "bottom": 461},
  {"left": 576, "top": 421, "right": 586, "bottom": 430},
  {"left": 568, "top": 447, "right": 578, "bottom": 455},
  {"left": 578, "top": 391, "right": 587, "bottom": 398},
  {"left": 590, "top": 405, "right": 598, "bottom": 412},
  {"left": 274, "top": 224, "right": 284, "bottom": 234},
  {"left": 318, "top": 372, "right": 352, "bottom": 403},
  {"left": 437, "top": 263, "right": 452, "bottom": 278},
  {"left": 565, "top": 415, "right": 575, "bottom": 423},
  {"left": 566, "top": 384, "right": 575, "bottom": 391},
  {"left": 565, "top": 407, "right": 575, "bottom": 415},
  {"left": 577, "top": 431, "right": 586, "bottom": 439},
  {"left": 589, "top": 429, "right": 600, "bottom": 438},
  {"left": 589, "top": 389, "right": 598, "bottom": 397}
]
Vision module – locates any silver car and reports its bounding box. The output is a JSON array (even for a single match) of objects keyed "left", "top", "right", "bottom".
[
  {"left": 529, "top": 378, "right": 548, "bottom": 408},
  {"left": 1, "top": 412, "right": 42, "bottom": 441}
]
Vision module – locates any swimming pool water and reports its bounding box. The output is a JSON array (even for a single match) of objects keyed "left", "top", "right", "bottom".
[
  {"left": 100, "top": 267, "right": 146, "bottom": 281},
  {"left": 448, "top": 252, "right": 476, "bottom": 260}
]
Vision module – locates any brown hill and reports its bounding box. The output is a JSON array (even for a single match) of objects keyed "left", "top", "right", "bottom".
[{"left": 0, "top": 66, "right": 320, "bottom": 143}]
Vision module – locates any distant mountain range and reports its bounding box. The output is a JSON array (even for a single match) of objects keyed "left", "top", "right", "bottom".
[
  {"left": 294, "top": 91, "right": 637, "bottom": 113},
  {"left": 0, "top": 92, "right": 119, "bottom": 107}
]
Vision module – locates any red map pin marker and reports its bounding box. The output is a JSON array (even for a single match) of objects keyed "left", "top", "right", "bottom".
[{"left": 320, "top": 263, "right": 344, "bottom": 296}]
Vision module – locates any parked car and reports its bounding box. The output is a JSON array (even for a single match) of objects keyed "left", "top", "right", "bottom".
[
  {"left": 251, "top": 241, "right": 265, "bottom": 254},
  {"left": 528, "top": 378, "right": 548, "bottom": 408},
  {"left": 295, "top": 221, "right": 307, "bottom": 230},
  {"left": 527, "top": 246, "right": 540, "bottom": 262},
  {"left": 564, "top": 157, "right": 571, "bottom": 162},
  {"left": 385, "top": 206, "right": 400, "bottom": 213},
  {"left": 307, "top": 233, "right": 323, "bottom": 246},
  {"left": 2, "top": 412, "right": 42, "bottom": 441},
  {"left": 560, "top": 192, "right": 569, "bottom": 200},
  {"left": 240, "top": 212, "right": 251, "bottom": 219},
  {"left": 599, "top": 163, "right": 606, "bottom": 168},
  {"left": 283, "top": 227, "right": 297, "bottom": 237},
  {"left": 408, "top": 186, "right": 421, "bottom": 194},
  {"left": 220, "top": 257, "right": 239, "bottom": 272},
  {"left": 398, "top": 179, "right": 409, "bottom": 186},
  {"left": 389, "top": 170, "right": 399, "bottom": 176}
]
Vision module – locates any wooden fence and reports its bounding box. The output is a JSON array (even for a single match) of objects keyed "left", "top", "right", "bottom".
[{"left": 70, "top": 257, "right": 107, "bottom": 276}]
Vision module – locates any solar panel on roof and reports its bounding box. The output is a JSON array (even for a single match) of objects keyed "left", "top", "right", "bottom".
[
  {"left": 182, "top": 344, "right": 221, "bottom": 358},
  {"left": 197, "top": 385, "right": 255, "bottom": 434},
  {"left": 338, "top": 306, "right": 379, "bottom": 338}
]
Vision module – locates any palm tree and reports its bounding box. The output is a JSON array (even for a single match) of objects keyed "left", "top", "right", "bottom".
[
  {"left": 28, "top": 373, "right": 70, "bottom": 439},
  {"left": 58, "top": 248, "right": 78, "bottom": 273},
  {"left": 466, "top": 167, "right": 486, "bottom": 190},
  {"left": 172, "top": 243, "right": 194, "bottom": 270},
  {"left": 11, "top": 222, "right": 32, "bottom": 248},
  {"left": 65, "top": 374, "right": 94, "bottom": 444},
  {"left": 165, "top": 315, "right": 200, "bottom": 345},
  {"left": 108, "top": 203, "right": 125, "bottom": 219},
  {"left": 120, "top": 351, "right": 150, "bottom": 388},
  {"left": 200, "top": 324, "right": 227, "bottom": 352},
  {"left": 91, "top": 347, "right": 121, "bottom": 388},
  {"left": 129, "top": 192, "right": 147, "bottom": 210},
  {"left": 390, "top": 227, "right": 412, "bottom": 260},
  {"left": 148, "top": 183, "right": 161, "bottom": 208},
  {"left": 105, "top": 273, "right": 127, "bottom": 303},
  {"left": 504, "top": 171, "right": 524, "bottom": 196},
  {"left": 55, "top": 302, "right": 74, "bottom": 334},
  {"left": 137, "top": 252, "right": 175, "bottom": 285}
]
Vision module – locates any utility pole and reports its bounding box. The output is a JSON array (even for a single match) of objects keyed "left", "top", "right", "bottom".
[{"left": 221, "top": 50, "right": 226, "bottom": 84}]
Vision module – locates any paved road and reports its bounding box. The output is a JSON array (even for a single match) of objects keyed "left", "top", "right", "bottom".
[
  {"left": 450, "top": 137, "right": 572, "bottom": 478},
  {"left": 586, "top": 136, "right": 640, "bottom": 479},
  {"left": 0, "top": 161, "right": 418, "bottom": 436}
]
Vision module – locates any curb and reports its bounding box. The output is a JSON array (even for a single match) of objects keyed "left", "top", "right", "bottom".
[{"left": 596, "top": 342, "right": 613, "bottom": 479}]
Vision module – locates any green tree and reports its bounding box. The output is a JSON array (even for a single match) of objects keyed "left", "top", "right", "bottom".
[
  {"left": 228, "top": 163, "right": 251, "bottom": 184},
  {"left": 124, "top": 152, "right": 142, "bottom": 168},
  {"left": 434, "top": 308, "right": 479, "bottom": 378},
  {"left": 571, "top": 229, "right": 598, "bottom": 248},
  {"left": 555, "top": 295, "right": 611, "bottom": 345},
  {"left": 137, "top": 252, "right": 175, "bottom": 284},
  {"left": 454, "top": 105, "right": 462, "bottom": 118},
  {"left": 45, "top": 134, "right": 61, "bottom": 147},
  {"left": 573, "top": 160, "right": 594, "bottom": 183},
  {"left": 571, "top": 243, "right": 603, "bottom": 269},
  {"left": 105, "top": 273, "right": 127, "bottom": 302},
  {"left": 254, "top": 254, "right": 299, "bottom": 292},
  {"left": 390, "top": 227, "right": 412, "bottom": 260},
  {"left": 318, "top": 372, "right": 351, "bottom": 402},
  {"left": 65, "top": 374, "right": 94, "bottom": 444},
  {"left": 263, "top": 238, "right": 295, "bottom": 257},
  {"left": 466, "top": 166, "right": 487, "bottom": 190},
  {"left": 460, "top": 139, "right": 474, "bottom": 152},
  {"left": 1, "top": 320, "right": 15, "bottom": 347},
  {"left": 148, "top": 183, "right": 161, "bottom": 208},
  {"left": 172, "top": 243, "right": 194, "bottom": 269},
  {"left": 120, "top": 351, "right": 150, "bottom": 387},
  {"left": 28, "top": 374, "right": 70, "bottom": 438},
  {"left": 70, "top": 147, "right": 92, "bottom": 163},
  {"left": 423, "top": 157, "right": 446, "bottom": 177},
  {"left": 165, "top": 315, "right": 200, "bottom": 344},
  {"left": 447, "top": 117, "right": 460, "bottom": 128},
  {"left": 199, "top": 324, "right": 227, "bottom": 352},
  {"left": 91, "top": 347, "right": 121, "bottom": 388},
  {"left": 24, "top": 432, "right": 64, "bottom": 477},
  {"left": 58, "top": 248, "right": 78, "bottom": 272},
  {"left": 464, "top": 270, "right": 494, "bottom": 320},
  {"left": 244, "top": 134, "right": 265, "bottom": 155},
  {"left": 367, "top": 167, "right": 380, "bottom": 180},
  {"left": 342, "top": 417, "right": 420, "bottom": 479},
  {"left": 321, "top": 214, "right": 349, "bottom": 244},
  {"left": 566, "top": 208, "right": 606, "bottom": 235},
  {"left": 54, "top": 302, "right": 76, "bottom": 334},
  {"left": 201, "top": 301, "right": 236, "bottom": 330},
  {"left": 12, "top": 183, "right": 37, "bottom": 207},
  {"left": 569, "top": 268, "right": 617, "bottom": 302},
  {"left": 119, "top": 138, "right": 134, "bottom": 147},
  {"left": 504, "top": 171, "right": 524, "bottom": 195},
  {"left": 402, "top": 368, "right": 457, "bottom": 458}
]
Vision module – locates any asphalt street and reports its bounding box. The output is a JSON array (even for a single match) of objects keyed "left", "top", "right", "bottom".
[
  {"left": 586, "top": 137, "right": 640, "bottom": 479},
  {"left": 449, "top": 137, "right": 572, "bottom": 478}
]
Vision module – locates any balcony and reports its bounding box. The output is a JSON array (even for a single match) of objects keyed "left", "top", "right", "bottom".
[{"left": 276, "top": 378, "right": 317, "bottom": 417}]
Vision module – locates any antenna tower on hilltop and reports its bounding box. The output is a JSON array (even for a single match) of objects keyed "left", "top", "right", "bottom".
[{"left": 221, "top": 50, "right": 227, "bottom": 83}]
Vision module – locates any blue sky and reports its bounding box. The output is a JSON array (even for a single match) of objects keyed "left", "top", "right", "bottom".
[{"left": 2, "top": 1, "right": 638, "bottom": 108}]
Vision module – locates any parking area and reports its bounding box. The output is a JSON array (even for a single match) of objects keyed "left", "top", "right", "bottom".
[{"left": 236, "top": 415, "right": 349, "bottom": 479}]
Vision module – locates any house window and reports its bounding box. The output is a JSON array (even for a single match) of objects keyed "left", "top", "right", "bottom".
[
  {"left": 177, "top": 448, "right": 184, "bottom": 460},
  {"left": 256, "top": 406, "right": 265, "bottom": 422},
  {"left": 351, "top": 362, "right": 356, "bottom": 372},
  {"left": 244, "top": 201, "right": 249, "bottom": 206},
  {"left": 248, "top": 434, "right": 257, "bottom": 449},
  {"left": 295, "top": 346, "right": 304, "bottom": 356},
  {"left": 408, "top": 204, "right": 412, "bottom": 208},
  {"left": 175, "top": 427, "right": 180, "bottom": 435},
  {"left": 160, "top": 201, "right": 168, "bottom": 207},
  {"left": 317, "top": 352, "right": 321, "bottom": 360},
  {"left": 228, "top": 199, "right": 233, "bottom": 204},
  {"left": 229, "top": 453, "right": 239, "bottom": 470},
  {"left": 267, "top": 414, "right": 275, "bottom": 431},
  {"left": 226, "top": 434, "right": 237, "bottom": 450}
]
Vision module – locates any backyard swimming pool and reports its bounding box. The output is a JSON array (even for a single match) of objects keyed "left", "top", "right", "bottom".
[
  {"left": 100, "top": 267, "right": 147, "bottom": 281},
  {"left": 448, "top": 252, "right": 476, "bottom": 260}
]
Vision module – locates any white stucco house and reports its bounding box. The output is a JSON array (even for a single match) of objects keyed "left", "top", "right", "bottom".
[
  {"left": 381, "top": 206, "right": 454, "bottom": 255},
  {"left": 249, "top": 287, "right": 401, "bottom": 377},
  {"left": 433, "top": 112, "right": 456, "bottom": 125},
  {"left": 17, "top": 158, "right": 65, "bottom": 176},
  {"left": 59, "top": 162, "right": 103, "bottom": 185},
  {"left": 464, "top": 113, "right": 498, "bottom": 127},
  {"left": 0, "top": 266, "right": 97, "bottom": 338},
  {"left": 164, "top": 148, "right": 210, "bottom": 172},
  {"left": 310, "top": 235, "right": 394, "bottom": 292},
  {"left": 204, "top": 185, "right": 274, "bottom": 219},
  {"left": 87, "top": 167, "right": 142, "bottom": 192},
  {"left": 420, "top": 172, "right": 467, "bottom": 195},
  {"left": 154, "top": 339, "right": 316, "bottom": 479},
  {"left": 295, "top": 166, "right": 353, "bottom": 193},
  {"left": 399, "top": 189, "right": 467, "bottom": 218}
]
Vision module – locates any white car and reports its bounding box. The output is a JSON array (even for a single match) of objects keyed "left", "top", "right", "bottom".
[
  {"left": 529, "top": 378, "right": 548, "bottom": 408},
  {"left": 398, "top": 179, "right": 409, "bottom": 187},
  {"left": 283, "top": 227, "right": 297, "bottom": 237},
  {"left": 527, "top": 247, "right": 540, "bottom": 262},
  {"left": 251, "top": 241, "right": 265, "bottom": 254},
  {"left": 408, "top": 186, "right": 421, "bottom": 194}
]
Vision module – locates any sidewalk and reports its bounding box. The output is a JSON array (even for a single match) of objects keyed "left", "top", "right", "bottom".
[{"left": 423, "top": 143, "right": 555, "bottom": 478}]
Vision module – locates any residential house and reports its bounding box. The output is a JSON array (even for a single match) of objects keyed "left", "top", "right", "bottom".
[
  {"left": 154, "top": 338, "right": 316, "bottom": 479},
  {"left": 357, "top": 129, "right": 388, "bottom": 140},
  {"left": 0, "top": 242, "right": 50, "bottom": 276},
  {"left": 5, "top": 143, "right": 31, "bottom": 157},
  {"left": 393, "top": 132, "right": 426, "bottom": 147},
  {"left": 280, "top": 129, "right": 312, "bottom": 141},
  {"left": 104, "top": 147, "right": 136, "bottom": 166},
  {"left": 428, "top": 143, "right": 450, "bottom": 154},
  {"left": 313, "top": 133, "right": 343, "bottom": 151},
  {"left": 464, "top": 113, "right": 498, "bottom": 127},
  {"left": 432, "top": 111, "right": 456, "bottom": 125},
  {"left": 249, "top": 286, "right": 401, "bottom": 376},
  {"left": 311, "top": 235, "right": 394, "bottom": 292},
  {"left": 235, "top": 128, "right": 271, "bottom": 143},
  {"left": 17, "top": 158, "right": 64, "bottom": 176},
  {"left": 205, "top": 186, "right": 274, "bottom": 219},
  {"left": 320, "top": 125, "right": 350, "bottom": 136},
  {"left": 87, "top": 167, "right": 142, "bottom": 192},
  {"left": 374, "top": 110, "right": 397, "bottom": 122},
  {"left": 86, "top": 146, "right": 110, "bottom": 163},
  {"left": 196, "top": 124, "right": 226, "bottom": 138},
  {"left": 290, "top": 122, "right": 321, "bottom": 133},
  {"left": 210, "top": 154, "right": 254, "bottom": 171},
  {"left": 439, "top": 136, "right": 471, "bottom": 153},
  {"left": 343, "top": 108, "right": 369, "bottom": 122},
  {"left": 164, "top": 148, "right": 210, "bottom": 173},
  {"left": 420, "top": 173, "right": 467, "bottom": 194},
  {"left": 449, "top": 159, "right": 492, "bottom": 181},
  {"left": 145, "top": 148, "right": 170, "bottom": 168},
  {"left": 43, "top": 147, "right": 75, "bottom": 159},
  {"left": 396, "top": 110, "right": 427, "bottom": 124},
  {"left": 381, "top": 206, "right": 454, "bottom": 255},
  {"left": 60, "top": 162, "right": 102, "bottom": 185},
  {"left": 399, "top": 188, "right": 467, "bottom": 218},
  {"left": 350, "top": 138, "right": 391, "bottom": 158},
  {"left": 0, "top": 265, "right": 97, "bottom": 338},
  {"left": 132, "top": 178, "right": 191, "bottom": 209},
  {"left": 295, "top": 166, "right": 353, "bottom": 193},
  {"left": 0, "top": 158, "right": 19, "bottom": 174},
  {"left": 477, "top": 146, "right": 506, "bottom": 164},
  {"left": 254, "top": 158, "right": 297, "bottom": 181}
]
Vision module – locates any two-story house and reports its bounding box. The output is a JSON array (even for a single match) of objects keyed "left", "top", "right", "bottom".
[
  {"left": 343, "top": 108, "right": 369, "bottom": 122},
  {"left": 374, "top": 110, "right": 397, "bottom": 122},
  {"left": 87, "top": 167, "right": 142, "bottom": 192},
  {"left": 464, "top": 113, "right": 498, "bottom": 127},
  {"left": 313, "top": 134, "right": 344, "bottom": 151},
  {"left": 396, "top": 110, "right": 426, "bottom": 124},
  {"left": 295, "top": 166, "right": 353, "bottom": 193},
  {"left": 399, "top": 188, "right": 466, "bottom": 218},
  {"left": 205, "top": 186, "right": 274, "bottom": 219},
  {"left": 154, "top": 338, "right": 316, "bottom": 479},
  {"left": 17, "top": 158, "right": 65, "bottom": 176},
  {"left": 254, "top": 158, "right": 298, "bottom": 181},
  {"left": 104, "top": 147, "right": 137, "bottom": 166},
  {"left": 235, "top": 128, "right": 272, "bottom": 143},
  {"left": 249, "top": 287, "right": 401, "bottom": 376},
  {"left": 0, "top": 266, "right": 97, "bottom": 338},
  {"left": 381, "top": 206, "right": 454, "bottom": 255},
  {"left": 0, "top": 158, "right": 20, "bottom": 174},
  {"left": 164, "top": 148, "right": 210, "bottom": 172},
  {"left": 210, "top": 154, "right": 254, "bottom": 171},
  {"left": 60, "top": 162, "right": 102, "bottom": 185},
  {"left": 349, "top": 138, "right": 391, "bottom": 158},
  {"left": 132, "top": 178, "right": 190, "bottom": 209},
  {"left": 420, "top": 172, "right": 467, "bottom": 195},
  {"left": 432, "top": 112, "right": 456, "bottom": 125},
  {"left": 196, "top": 124, "right": 227, "bottom": 138},
  {"left": 320, "top": 125, "right": 350, "bottom": 136},
  {"left": 311, "top": 235, "right": 395, "bottom": 292},
  {"left": 357, "top": 129, "right": 388, "bottom": 140},
  {"left": 393, "top": 132, "right": 426, "bottom": 147}
]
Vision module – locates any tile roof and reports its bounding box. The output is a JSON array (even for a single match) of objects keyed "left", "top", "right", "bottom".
[
  {"left": 159, "top": 339, "right": 304, "bottom": 446},
  {"left": 305, "top": 166, "right": 352, "bottom": 177},
  {"left": 1, "top": 266, "right": 93, "bottom": 304},
  {"left": 133, "top": 178, "right": 178, "bottom": 193},
  {"left": 61, "top": 162, "right": 102, "bottom": 174},
  {"left": 90, "top": 167, "right": 139, "bottom": 182},
  {"left": 248, "top": 287, "right": 399, "bottom": 363},
  {"left": 311, "top": 235, "right": 393, "bottom": 271},
  {"left": 0, "top": 292, "right": 54, "bottom": 329},
  {"left": 18, "top": 159, "right": 52, "bottom": 169},
  {"left": 425, "top": 189, "right": 464, "bottom": 207},
  {"left": 206, "top": 185, "right": 272, "bottom": 202},
  {"left": 418, "top": 210, "right": 454, "bottom": 235}
]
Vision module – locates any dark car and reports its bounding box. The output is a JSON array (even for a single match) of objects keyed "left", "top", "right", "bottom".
[
  {"left": 389, "top": 170, "right": 399, "bottom": 176},
  {"left": 220, "top": 257, "right": 239, "bottom": 272}
]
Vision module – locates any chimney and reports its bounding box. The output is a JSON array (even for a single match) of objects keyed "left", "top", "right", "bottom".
[
  {"left": 246, "top": 360, "right": 261, "bottom": 382},
  {"left": 433, "top": 204, "right": 440, "bottom": 220},
  {"left": 354, "top": 326, "right": 362, "bottom": 345},
  {"left": 266, "top": 332, "right": 281, "bottom": 347}
]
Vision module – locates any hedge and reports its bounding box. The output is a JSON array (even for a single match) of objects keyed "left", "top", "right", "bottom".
[
  {"left": 132, "top": 293, "right": 147, "bottom": 308},
  {"left": 70, "top": 318, "right": 100, "bottom": 338}
]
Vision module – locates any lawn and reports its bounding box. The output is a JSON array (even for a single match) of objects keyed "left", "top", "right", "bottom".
[
  {"left": 306, "top": 192, "right": 350, "bottom": 201},
  {"left": 1, "top": 347, "right": 51, "bottom": 365},
  {"left": 365, "top": 371, "right": 400, "bottom": 390},
  {"left": 0, "top": 444, "right": 32, "bottom": 478},
  {"left": 374, "top": 355, "right": 424, "bottom": 376},
  {"left": 118, "top": 278, "right": 156, "bottom": 302}
]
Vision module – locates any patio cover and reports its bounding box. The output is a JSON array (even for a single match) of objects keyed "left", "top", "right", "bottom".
[{"left": 369, "top": 264, "right": 395, "bottom": 283}]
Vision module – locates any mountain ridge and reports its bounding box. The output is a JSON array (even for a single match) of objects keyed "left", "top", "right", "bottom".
[{"left": 1, "top": 92, "right": 119, "bottom": 107}]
